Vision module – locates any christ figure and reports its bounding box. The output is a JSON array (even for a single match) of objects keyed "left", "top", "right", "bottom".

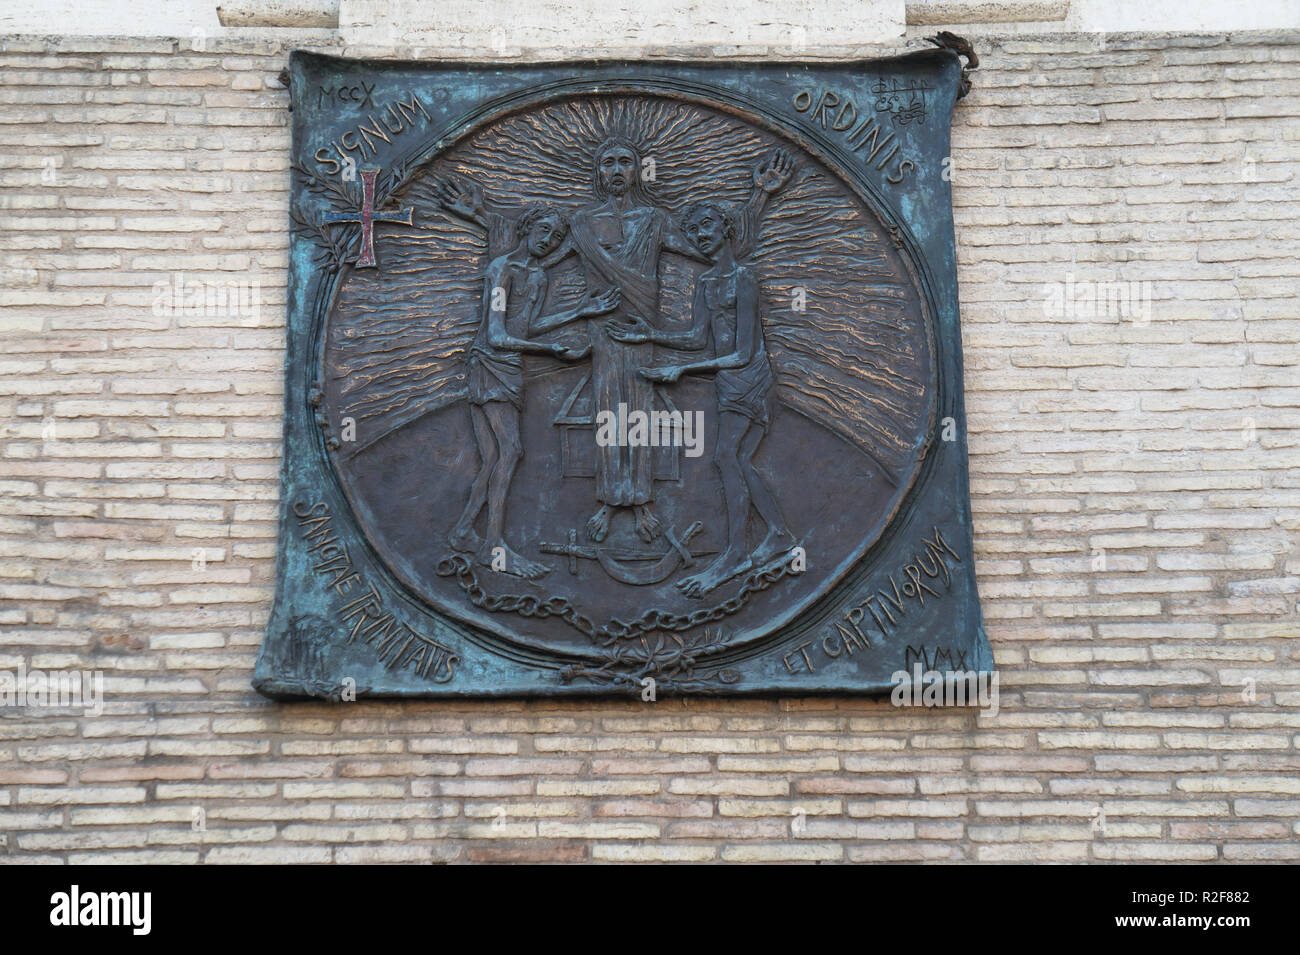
[{"left": 436, "top": 143, "right": 793, "bottom": 544}]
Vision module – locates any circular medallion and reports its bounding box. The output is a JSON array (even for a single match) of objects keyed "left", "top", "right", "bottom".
[{"left": 319, "top": 90, "right": 936, "bottom": 664}]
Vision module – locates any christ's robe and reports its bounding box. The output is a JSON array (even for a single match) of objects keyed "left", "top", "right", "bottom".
[{"left": 567, "top": 204, "right": 671, "bottom": 508}]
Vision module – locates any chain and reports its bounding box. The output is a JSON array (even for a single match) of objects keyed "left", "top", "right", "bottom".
[
  {"left": 435, "top": 552, "right": 795, "bottom": 647},
  {"left": 436, "top": 555, "right": 596, "bottom": 637}
]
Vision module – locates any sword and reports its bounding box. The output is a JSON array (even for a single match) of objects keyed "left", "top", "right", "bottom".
[
  {"left": 539, "top": 529, "right": 593, "bottom": 575},
  {"left": 539, "top": 521, "right": 708, "bottom": 586}
]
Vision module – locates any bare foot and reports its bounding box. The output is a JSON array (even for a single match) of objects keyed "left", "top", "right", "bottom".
[
  {"left": 448, "top": 526, "right": 483, "bottom": 554},
  {"left": 677, "top": 551, "right": 753, "bottom": 599},
  {"left": 633, "top": 504, "right": 662, "bottom": 543},
  {"left": 585, "top": 504, "right": 612, "bottom": 542},
  {"left": 479, "top": 541, "right": 550, "bottom": 580},
  {"left": 750, "top": 529, "right": 796, "bottom": 567}
]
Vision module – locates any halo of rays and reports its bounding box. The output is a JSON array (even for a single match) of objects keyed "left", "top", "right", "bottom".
[{"left": 324, "top": 95, "right": 932, "bottom": 477}]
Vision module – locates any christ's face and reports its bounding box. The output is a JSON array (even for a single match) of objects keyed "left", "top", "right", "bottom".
[
  {"left": 527, "top": 215, "right": 566, "bottom": 257},
  {"left": 684, "top": 208, "right": 727, "bottom": 258},
  {"left": 597, "top": 147, "right": 637, "bottom": 196}
]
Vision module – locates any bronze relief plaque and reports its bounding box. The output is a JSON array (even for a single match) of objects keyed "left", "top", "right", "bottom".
[{"left": 256, "top": 45, "right": 991, "bottom": 698}]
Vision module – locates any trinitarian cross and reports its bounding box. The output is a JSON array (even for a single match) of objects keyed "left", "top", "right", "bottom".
[{"left": 323, "top": 168, "right": 412, "bottom": 268}]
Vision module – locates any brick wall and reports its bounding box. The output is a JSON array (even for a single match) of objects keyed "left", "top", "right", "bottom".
[{"left": 0, "top": 30, "right": 1296, "bottom": 863}]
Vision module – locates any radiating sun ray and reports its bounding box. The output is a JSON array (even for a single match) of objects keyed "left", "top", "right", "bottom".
[{"left": 324, "top": 94, "right": 933, "bottom": 479}]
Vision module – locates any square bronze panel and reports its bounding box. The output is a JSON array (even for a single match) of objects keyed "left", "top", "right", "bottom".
[{"left": 255, "top": 43, "right": 991, "bottom": 698}]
